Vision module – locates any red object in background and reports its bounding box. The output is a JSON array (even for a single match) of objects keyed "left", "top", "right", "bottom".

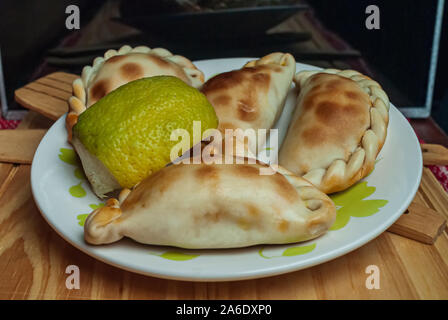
[
  {"left": 429, "top": 165, "right": 448, "bottom": 192},
  {"left": 0, "top": 116, "right": 20, "bottom": 130}
]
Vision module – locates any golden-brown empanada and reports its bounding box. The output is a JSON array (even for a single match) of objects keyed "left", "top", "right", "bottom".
[
  {"left": 66, "top": 45, "right": 204, "bottom": 141},
  {"left": 201, "top": 52, "right": 295, "bottom": 155},
  {"left": 279, "top": 69, "right": 390, "bottom": 194},
  {"left": 84, "top": 159, "right": 335, "bottom": 248}
]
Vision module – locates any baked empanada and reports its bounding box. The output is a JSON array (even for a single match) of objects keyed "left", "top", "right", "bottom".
[
  {"left": 84, "top": 159, "right": 335, "bottom": 248},
  {"left": 66, "top": 45, "right": 204, "bottom": 141},
  {"left": 201, "top": 52, "right": 295, "bottom": 155},
  {"left": 279, "top": 69, "right": 390, "bottom": 194}
]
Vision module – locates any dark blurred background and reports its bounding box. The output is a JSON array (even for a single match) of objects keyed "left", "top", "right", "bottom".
[{"left": 0, "top": 0, "right": 447, "bottom": 131}]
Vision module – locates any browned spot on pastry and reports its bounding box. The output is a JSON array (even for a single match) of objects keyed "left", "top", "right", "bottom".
[
  {"left": 316, "top": 101, "right": 363, "bottom": 125},
  {"left": 278, "top": 219, "right": 289, "bottom": 232},
  {"left": 107, "top": 55, "right": 126, "bottom": 63},
  {"left": 324, "top": 79, "right": 345, "bottom": 90},
  {"left": 218, "top": 122, "right": 238, "bottom": 131},
  {"left": 272, "top": 173, "right": 298, "bottom": 203},
  {"left": 301, "top": 126, "right": 329, "bottom": 147},
  {"left": 246, "top": 204, "right": 260, "bottom": 217},
  {"left": 344, "top": 90, "right": 363, "bottom": 101},
  {"left": 252, "top": 72, "right": 270, "bottom": 84},
  {"left": 90, "top": 79, "right": 110, "bottom": 102},
  {"left": 147, "top": 54, "right": 170, "bottom": 68},
  {"left": 202, "top": 67, "right": 270, "bottom": 94},
  {"left": 237, "top": 99, "right": 258, "bottom": 121},
  {"left": 202, "top": 70, "right": 242, "bottom": 92},
  {"left": 120, "top": 62, "right": 144, "bottom": 80},
  {"left": 302, "top": 93, "right": 320, "bottom": 110},
  {"left": 299, "top": 164, "right": 310, "bottom": 173},
  {"left": 235, "top": 164, "right": 260, "bottom": 177},
  {"left": 309, "top": 73, "right": 327, "bottom": 84},
  {"left": 155, "top": 171, "right": 174, "bottom": 194},
  {"left": 204, "top": 211, "right": 223, "bottom": 222},
  {"left": 315, "top": 101, "right": 341, "bottom": 124},
  {"left": 211, "top": 95, "right": 231, "bottom": 107},
  {"left": 196, "top": 165, "right": 219, "bottom": 181}
]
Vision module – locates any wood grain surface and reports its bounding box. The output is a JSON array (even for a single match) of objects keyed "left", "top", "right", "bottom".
[
  {"left": 4, "top": 69, "right": 448, "bottom": 299},
  {"left": 0, "top": 129, "right": 47, "bottom": 164},
  {"left": 14, "top": 72, "right": 76, "bottom": 120},
  {"left": 0, "top": 111, "right": 447, "bottom": 300}
]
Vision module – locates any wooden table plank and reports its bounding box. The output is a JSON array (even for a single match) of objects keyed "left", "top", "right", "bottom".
[
  {"left": 0, "top": 130, "right": 47, "bottom": 164},
  {"left": 46, "top": 72, "right": 79, "bottom": 84},
  {"left": 26, "top": 82, "right": 72, "bottom": 100},
  {"left": 15, "top": 87, "right": 68, "bottom": 120},
  {"left": 4, "top": 70, "right": 448, "bottom": 299},
  {"left": 0, "top": 162, "right": 447, "bottom": 299},
  {"left": 35, "top": 77, "right": 72, "bottom": 93}
]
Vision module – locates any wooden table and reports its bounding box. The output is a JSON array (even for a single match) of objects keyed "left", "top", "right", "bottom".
[{"left": 1, "top": 74, "right": 448, "bottom": 299}]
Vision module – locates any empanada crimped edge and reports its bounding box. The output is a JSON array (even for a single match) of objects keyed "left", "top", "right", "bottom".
[{"left": 292, "top": 69, "right": 390, "bottom": 194}]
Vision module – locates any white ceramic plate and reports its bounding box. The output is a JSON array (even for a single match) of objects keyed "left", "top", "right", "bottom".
[{"left": 31, "top": 58, "right": 422, "bottom": 281}]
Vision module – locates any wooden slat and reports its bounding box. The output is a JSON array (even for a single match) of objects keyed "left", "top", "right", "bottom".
[
  {"left": 421, "top": 143, "right": 448, "bottom": 166},
  {"left": 4, "top": 71, "right": 448, "bottom": 298},
  {"left": 15, "top": 87, "right": 68, "bottom": 120},
  {"left": 388, "top": 232, "right": 448, "bottom": 299},
  {"left": 388, "top": 202, "right": 446, "bottom": 244},
  {"left": 35, "top": 77, "right": 72, "bottom": 93},
  {"left": 420, "top": 168, "right": 448, "bottom": 225},
  {"left": 0, "top": 164, "right": 17, "bottom": 200},
  {"left": 46, "top": 72, "right": 79, "bottom": 84},
  {"left": 26, "top": 82, "right": 72, "bottom": 100},
  {"left": 0, "top": 130, "right": 47, "bottom": 164}
]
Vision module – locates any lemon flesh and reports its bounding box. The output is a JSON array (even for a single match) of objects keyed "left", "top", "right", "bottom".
[{"left": 73, "top": 76, "right": 218, "bottom": 193}]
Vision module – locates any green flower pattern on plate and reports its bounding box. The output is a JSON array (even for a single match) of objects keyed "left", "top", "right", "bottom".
[
  {"left": 149, "top": 251, "right": 199, "bottom": 261},
  {"left": 58, "top": 148, "right": 87, "bottom": 198},
  {"left": 258, "top": 243, "right": 316, "bottom": 259},
  {"left": 329, "top": 181, "right": 388, "bottom": 231}
]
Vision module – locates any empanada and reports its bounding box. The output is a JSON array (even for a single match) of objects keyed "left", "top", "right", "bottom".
[
  {"left": 84, "top": 159, "right": 336, "bottom": 248},
  {"left": 66, "top": 45, "right": 205, "bottom": 141},
  {"left": 279, "top": 69, "right": 390, "bottom": 194},
  {"left": 201, "top": 52, "right": 295, "bottom": 155}
]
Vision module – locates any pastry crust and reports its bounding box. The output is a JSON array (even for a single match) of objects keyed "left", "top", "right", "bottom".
[
  {"left": 279, "top": 69, "right": 389, "bottom": 194},
  {"left": 66, "top": 45, "right": 205, "bottom": 141},
  {"left": 84, "top": 159, "right": 336, "bottom": 248},
  {"left": 201, "top": 52, "right": 295, "bottom": 155}
]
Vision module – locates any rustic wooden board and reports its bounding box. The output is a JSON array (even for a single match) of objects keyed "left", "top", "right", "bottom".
[
  {"left": 4, "top": 72, "right": 448, "bottom": 299},
  {"left": 14, "top": 72, "right": 77, "bottom": 120},
  {"left": 0, "top": 113, "right": 446, "bottom": 299},
  {"left": 0, "top": 163, "right": 447, "bottom": 299},
  {"left": 0, "top": 129, "right": 47, "bottom": 164}
]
